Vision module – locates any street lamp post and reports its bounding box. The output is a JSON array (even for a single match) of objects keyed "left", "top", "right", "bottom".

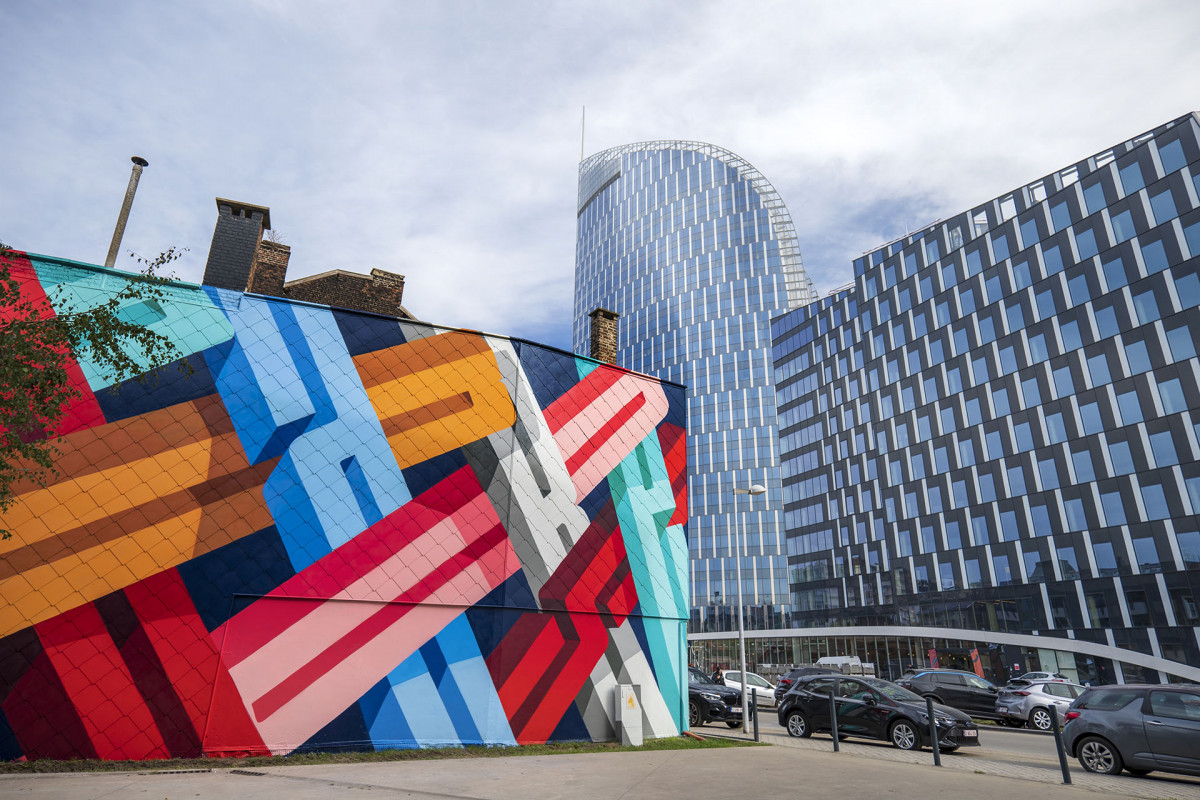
[{"left": 732, "top": 483, "right": 766, "bottom": 733}]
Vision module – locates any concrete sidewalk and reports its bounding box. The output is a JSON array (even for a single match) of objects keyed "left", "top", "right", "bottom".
[{"left": 0, "top": 743, "right": 1170, "bottom": 800}]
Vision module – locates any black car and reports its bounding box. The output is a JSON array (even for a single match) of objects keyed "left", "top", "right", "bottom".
[
  {"left": 774, "top": 666, "right": 839, "bottom": 704},
  {"left": 778, "top": 674, "right": 980, "bottom": 751},
  {"left": 895, "top": 668, "right": 1001, "bottom": 719},
  {"left": 1063, "top": 684, "right": 1200, "bottom": 777},
  {"left": 688, "top": 667, "right": 744, "bottom": 728}
]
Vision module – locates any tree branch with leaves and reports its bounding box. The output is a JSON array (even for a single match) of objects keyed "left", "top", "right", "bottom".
[{"left": 0, "top": 243, "right": 190, "bottom": 539}]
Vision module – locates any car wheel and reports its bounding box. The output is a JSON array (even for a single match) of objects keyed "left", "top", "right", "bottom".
[
  {"left": 689, "top": 700, "right": 703, "bottom": 728},
  {"left": 1077, "top": 736, "right": 1123, "bottom": 775},
  {"left": 785, "top": 710, "right": 811, "bottom": 738},
  {"left": 1029, "top": 707, "right": 1053, "bottom": 732},
  {"left": 923, "top": 694, "right": 943, "bottom": 705},
  {"left": 889, "top": 719, "right": 920, "bottom": 751},
  {"left": 1125, "top": 768, "right": 1152, "bottom": 776}
]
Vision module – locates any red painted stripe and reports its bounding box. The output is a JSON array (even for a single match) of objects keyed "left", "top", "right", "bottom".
[
  {"left": 0, "top": 250, "right": 105, "bottom": 436},
  {"left": 124, "top": 569, "right": 266, "bottom": 756},
  {"left": 514, "top": 614, "right": 609, "bottom": 744},
  {"left": 36, "top": 603, "right": 169, "bottom": 760},
  {"left": 493, "top": 616, "right": 565, "bottom": 712},
  {"left": 563, "top": 391, "right": 646, "bottom": 475},
  {"left": 542, "top": 367, "right": 624, "bottom": 434}
]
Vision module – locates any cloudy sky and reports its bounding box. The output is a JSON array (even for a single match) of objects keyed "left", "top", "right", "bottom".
[{"left": 3, "top": 1, "right": 1198, "bottom": 350}]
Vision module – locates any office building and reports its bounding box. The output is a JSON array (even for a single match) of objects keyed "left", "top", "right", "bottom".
[
  {"left": 694, "top": 113, "right": 1200, "bottom": 685},
  {"left": 574, "top": 141, "right": 817, "bottom": 635}
]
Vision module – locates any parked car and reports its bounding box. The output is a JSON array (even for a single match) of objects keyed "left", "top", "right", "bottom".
[
  {"left": 1063, "top": 684, "right": 1200, "bottom": 777},
  {"left": 1003, "top": 671, "right": 1070, "bottom": 690},
  {"left": 777, "top": 674, "right": 980, "bottom": 752},
  {"left": 721, "top": 670, "right": 778, "bottom": 708},
  {"left": 774, "top": 667, "right": 839, "bottom": 704},
  {"left": 1006, "top": 671, "right": 1068, "bottom": 685},
  {"left": 895, "top": 669, "right": 1001, "bottom": 719},
  {"left": 995, "top": 680, "right": 1085, "bottom": 730},
  {"left": 688, "top": 667, "right": 744, "bottom": 728}
]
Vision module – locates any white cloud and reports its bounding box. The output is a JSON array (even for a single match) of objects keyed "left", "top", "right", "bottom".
[{"left": 2, "top": 0, "right": 1198, "bottom": 349}]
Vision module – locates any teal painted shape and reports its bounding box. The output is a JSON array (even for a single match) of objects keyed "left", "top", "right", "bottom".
[
  {"left": 31, "top": 258, "right": 234, "bottom": 392},
  {"left": 607, "top": 434, "right": 689, "bottom": 720}
]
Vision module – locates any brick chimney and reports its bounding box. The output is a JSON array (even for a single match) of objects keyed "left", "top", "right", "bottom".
[
  {"left": 247, "top": 239, "right": 291, "bottom": 296},
  {"left": 201, "top": 199, "right": 271, "bottom": 291},
  {"left": 588, "top": 308, "right": 620, "bottom": 364}
]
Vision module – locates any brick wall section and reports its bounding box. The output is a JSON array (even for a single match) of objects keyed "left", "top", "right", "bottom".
[
  {"left": 246, "top": 240, "right": 290, "bottom": 296},
  {"left": 281, "top": 268, "right": 408, "bottom": 318},
  {"left": 201, "top": 200, "right": 269, "bottom": 291},
  {"left": 202, "top": 197, "right": 411, "bottom": 319},
  {"left": 588, "top": 308, "right": 620, "bottom": 364}
]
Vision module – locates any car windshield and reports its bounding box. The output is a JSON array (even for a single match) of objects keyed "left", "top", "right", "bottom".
[
  {"left": 862, "top": 678, "right": 923, "bottom": 702},
  {"left": 689, "top": 669, "right": 711, "bottom": 684}
]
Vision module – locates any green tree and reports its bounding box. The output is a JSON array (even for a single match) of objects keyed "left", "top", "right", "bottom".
[{"left": 0, "top": 242, "right": 188, "bottom": 539}]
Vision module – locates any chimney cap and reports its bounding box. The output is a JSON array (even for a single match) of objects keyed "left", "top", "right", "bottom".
[
  {"left": 131, "top": 156, "right": 149, "bottom": 167},
  {"left": 215, "top": 197, "right": 272, "bottom": 230},
  {"left": 589, "top": 307, "right": 620, "bottom": 320}
]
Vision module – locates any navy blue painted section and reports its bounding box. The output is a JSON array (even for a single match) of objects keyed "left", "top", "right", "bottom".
[
  {"left": 342, "top": 456, "right": 383, "bottom": 527},
  {"left": 401, "top": 450, "right": 469, "bottom": 499},
  {"left": 515, "top": 341, "right": 581, "bottom": 411},
  {"left": 466, "top": 573, "right": 536, "bottom": 658},
  {"left": 546, "top": 700, "right": 591, "bottom": 742},
  {"left": 296, "top": 702, "right": 373, "bottom": 752},
  {"left": 0, "top": 709, "right": 20, "bottom": 761},
  {"left": 334, "top": 309, "right": 407, "bottom": 357},
  {"left": 175, "top": 526, "right": 296, "bottom": 632},
  {"left": 97, "top": 352, "right": 216, "bottom": 423},
  {"left": 627, "top": 611, "right": 658, "bottom": 678},
  {"left": 579, "top": 481, "right": 612, "bottom": 526}
]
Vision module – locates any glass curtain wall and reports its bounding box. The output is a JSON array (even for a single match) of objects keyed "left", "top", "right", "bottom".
[
  {"left": 574, "top": 141, "right": 817, "bottom": 633},
  {"left": 771, "top": 113, "right": 1200, "bottom": 682}
]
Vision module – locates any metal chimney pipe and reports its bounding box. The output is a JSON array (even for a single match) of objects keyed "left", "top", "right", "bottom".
[{"left": 104, "top": 156, "right": 149, "bottom": 268}]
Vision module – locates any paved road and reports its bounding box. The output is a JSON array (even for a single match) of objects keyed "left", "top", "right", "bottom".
[
  {"left": 0, "top": 743, "right": 1167, "bottom": 800},
  {"left": 712, "top": 719, "right": 1200, "bottom": 800}
]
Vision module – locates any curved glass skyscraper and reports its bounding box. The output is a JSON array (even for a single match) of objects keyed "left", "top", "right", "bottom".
[{"left": 573, "top": 141, "right": 816, "bottom": 634}]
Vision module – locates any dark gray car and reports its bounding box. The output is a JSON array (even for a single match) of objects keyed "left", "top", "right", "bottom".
[{"left": 1063, "top": 684, "right": 1200, "bottom": 777}]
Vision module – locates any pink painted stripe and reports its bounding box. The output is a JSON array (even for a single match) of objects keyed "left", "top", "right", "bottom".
[
  {"left": 549, "top": 375, "right": 669, "bottom": 501},
  {"left": 247, "top": 546, "right": 517, "bottom": 751},
  {"left": 543, "top": 366, "right": 624, "bottom": 434},
  {"left": 216, "top": 467, "right": 491, "bottom": 666}
]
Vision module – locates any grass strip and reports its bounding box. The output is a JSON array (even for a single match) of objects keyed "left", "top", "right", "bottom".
[{"left": 1, "top": 735, "right": 761, "bottom": 774}]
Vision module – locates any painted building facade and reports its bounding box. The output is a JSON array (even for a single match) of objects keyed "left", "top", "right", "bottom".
[
  {"left": 0, "top": 250, "right": 688, "bottom": 760},
  {"left": 573, "top": 141, "right": 816, "bottom": 635},
  {"left": 694, "top": 114, "right": 1200, "bottom": 685}
]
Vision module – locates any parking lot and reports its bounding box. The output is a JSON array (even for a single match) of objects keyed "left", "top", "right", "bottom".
[{"left": 709, "top": 720, "right": 1200, "bottom": 800}]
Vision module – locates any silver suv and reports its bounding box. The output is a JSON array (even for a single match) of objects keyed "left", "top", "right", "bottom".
[
  {"left": 995, "top": 680, "right": 1083, "bottom": 730},
  {"left": 1063, "top": 684, "right": 1200, "bottom": 777}
]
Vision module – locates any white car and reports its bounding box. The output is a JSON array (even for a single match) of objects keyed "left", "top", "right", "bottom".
[{"left": 720, "top": 671, "right": 778, "bottom": 708}]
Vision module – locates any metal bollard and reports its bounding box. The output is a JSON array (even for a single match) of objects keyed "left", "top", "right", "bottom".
[
  {"left": 1049, "top": 705, "right": 1072, "bottom": 785},
  {"left": 926, "top": 695, "right": 942, "bottom": 766},
  {"left": 829, "top": 691, "right": 839, "bottom": 752},
  {"left": 752, "top": 695, "right": 760, "bottom": 742}
]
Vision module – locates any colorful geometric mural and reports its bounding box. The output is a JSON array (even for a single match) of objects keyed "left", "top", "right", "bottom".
[{"left": 0, "top": 251, "right": 688, "bottom": 760}]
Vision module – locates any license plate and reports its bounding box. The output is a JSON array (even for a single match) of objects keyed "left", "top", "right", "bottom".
[
  {"left": 731, "top": 707, "right": 742, "bottom": 714},
  {"left": 963, "top": 729, "right": 978, "bottom": 738},
  {"left": 997, "top": 706, "right": 1006, "bottom": 713}
]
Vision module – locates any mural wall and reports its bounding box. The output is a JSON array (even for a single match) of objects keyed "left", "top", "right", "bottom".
[{"left": 0, "top": 251, "right": 689, "bottom": 760}]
